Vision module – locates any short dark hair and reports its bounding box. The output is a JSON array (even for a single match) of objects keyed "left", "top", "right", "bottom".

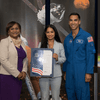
[
  {"left": 69, "top": 12, "right": 80, "bottom": 20},
  {"left": 6, "top": 21, "right": 21, "bottom": 36},
  {"left": 41, "top": 24, "right": 61, "bottom": 48}
]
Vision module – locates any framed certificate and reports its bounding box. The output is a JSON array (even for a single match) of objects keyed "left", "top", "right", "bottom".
[{"left": 30, "top": 48, "right": 54, "bottom": 77}]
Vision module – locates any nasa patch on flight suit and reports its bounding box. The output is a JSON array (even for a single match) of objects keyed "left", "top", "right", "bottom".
[
  {"left": 76, "top": 39, "right": 83, "bottom": 44},
  {"left": 69, "top": 39, "right": 72, "bottom": 43}
]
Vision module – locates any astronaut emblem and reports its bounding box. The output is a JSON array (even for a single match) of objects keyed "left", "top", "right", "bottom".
[
  {"left": 76, "top": 39, "right": 83, "bottom": 44},
  {"left": 69, "top": 39, "right": 72, "bottom": 43}
]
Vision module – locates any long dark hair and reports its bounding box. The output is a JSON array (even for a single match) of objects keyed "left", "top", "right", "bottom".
[
  {"left": 40, "top": 24, "right": 61, "bottom": 48},
  {"left": 6, "top": 21, "right": 21, "bottom": 36}
]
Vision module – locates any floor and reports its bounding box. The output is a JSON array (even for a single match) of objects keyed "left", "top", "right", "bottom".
[{"left": 20, "top": 71, "right": 96, "bottom": 100}]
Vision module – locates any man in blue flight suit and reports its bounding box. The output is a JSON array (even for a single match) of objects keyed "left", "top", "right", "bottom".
[{"left": 63, "top": 12, "right": 95, "bottom": 100}]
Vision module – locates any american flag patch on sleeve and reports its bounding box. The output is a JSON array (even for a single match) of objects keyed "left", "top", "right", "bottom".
[{"left": 87, "top": 36, "right": 93, "bottom": 42}]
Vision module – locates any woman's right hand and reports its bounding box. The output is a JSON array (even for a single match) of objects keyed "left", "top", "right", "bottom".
[
  {"left": 17, "top": 72, "right": 26, "bottom": 80},
  {"left": 17, "top": 72, "right": 23, "bottom": 80}
]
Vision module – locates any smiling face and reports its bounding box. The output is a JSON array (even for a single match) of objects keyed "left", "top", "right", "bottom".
[
  {"left": 45, "top": 27, "right": 55, "bottom": 40},
  {"left": 8, "top": 24, "right": 20, "bottom": 39},
  {"left": 69, "top": 15, "right": 81, "bottom": 31}
]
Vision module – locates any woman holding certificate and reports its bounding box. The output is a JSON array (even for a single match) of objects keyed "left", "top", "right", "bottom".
[
  {"left": 38, "top": 24, "right": 66, "bottom": 100},
  {"left": 0, "top": 21, "right": 28, "bottom": 100}
]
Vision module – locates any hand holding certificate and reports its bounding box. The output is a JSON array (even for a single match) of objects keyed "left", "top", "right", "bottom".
[{"left": 30, "top": 48, "right": 54, "bottom": 77}]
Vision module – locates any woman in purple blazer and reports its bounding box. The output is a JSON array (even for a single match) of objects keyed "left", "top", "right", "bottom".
[{"left": 0, "top": 21, "right": 28, "bottom": 100}]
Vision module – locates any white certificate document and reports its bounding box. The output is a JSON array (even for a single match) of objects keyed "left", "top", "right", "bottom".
[
  {"left": 30, "top": 48, "right": 54, "bottom": 77},
  {"left": 42, "top": 50, "right": 52, "bottom": 75}
]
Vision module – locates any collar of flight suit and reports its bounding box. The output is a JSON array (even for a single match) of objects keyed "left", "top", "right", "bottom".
[{"left": 69, "top": 27, "right": 83, "bottom": 38}]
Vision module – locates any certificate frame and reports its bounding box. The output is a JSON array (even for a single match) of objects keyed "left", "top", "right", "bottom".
[{"left": 30, "top": 48, "right": 54, "bottom": 77}]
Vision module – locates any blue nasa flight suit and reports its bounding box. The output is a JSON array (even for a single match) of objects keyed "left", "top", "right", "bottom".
[{"left": 63, "top": 28, "right": 95, "bottom": 100}]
